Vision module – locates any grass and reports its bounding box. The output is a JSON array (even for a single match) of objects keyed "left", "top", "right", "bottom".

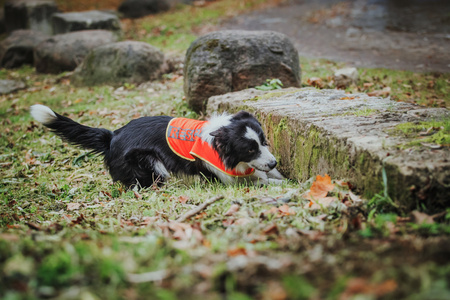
[{"left": 1, "top": 0, "right": 450, "bottom": 299}]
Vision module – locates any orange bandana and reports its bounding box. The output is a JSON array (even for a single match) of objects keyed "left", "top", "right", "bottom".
[{"left": 166, "top": 118, "right": 254, "bottom": 177}]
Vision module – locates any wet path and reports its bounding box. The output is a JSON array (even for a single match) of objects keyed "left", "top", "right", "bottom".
[{"left": 220, "top": 0, "right": 450, "bottom": 72}]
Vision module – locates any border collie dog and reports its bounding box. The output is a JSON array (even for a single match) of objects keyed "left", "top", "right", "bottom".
[{"left": 30, "top": 105, "right": 284, "bottom": 188}]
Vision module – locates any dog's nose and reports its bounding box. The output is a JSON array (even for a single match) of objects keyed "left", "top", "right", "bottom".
[{"left": 268, "top": 160, "right": 277, "bottom": 169}]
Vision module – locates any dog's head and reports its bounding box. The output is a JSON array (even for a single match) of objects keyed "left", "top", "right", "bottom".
[{"left": 208, "top": 111, "right": 277, "bottom": 172}]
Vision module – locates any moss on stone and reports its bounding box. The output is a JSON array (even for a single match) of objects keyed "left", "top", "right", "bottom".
[{"left": 393, "top": 117, "right": 450, "bottom": 147}]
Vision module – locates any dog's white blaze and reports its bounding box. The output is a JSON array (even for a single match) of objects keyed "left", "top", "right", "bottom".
[
  {"left": 201, "top": 113, "right": 232, "bottom": 145},
  {"left": 30, "top": 104, "right": 57, "bottom": 125},
  {"left": 245, "top": 127, "right": 276, "bottom": 172}
]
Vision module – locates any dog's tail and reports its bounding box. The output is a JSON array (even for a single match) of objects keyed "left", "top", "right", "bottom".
[{"left": 30, "top": 104, "right": 113, "bottom": 155}]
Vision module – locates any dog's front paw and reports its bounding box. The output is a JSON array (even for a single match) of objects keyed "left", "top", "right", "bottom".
[
  {"left": 267, "top": 168, "right": 284, "bottom": 180},
  {"left": 268, "top": 178, "right": 285, "bottom": 185}
]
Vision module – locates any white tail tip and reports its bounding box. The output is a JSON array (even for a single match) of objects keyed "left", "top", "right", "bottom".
[{"left": 30, "top": 104, "right": 57, "bottom": 125}]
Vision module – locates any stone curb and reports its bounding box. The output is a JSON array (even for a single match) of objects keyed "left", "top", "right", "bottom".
[{"left": 207, "top": 87, "right": 450, "bottom": 211}]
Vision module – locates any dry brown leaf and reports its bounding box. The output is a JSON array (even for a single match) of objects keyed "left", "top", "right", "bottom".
[
  {"left": 133, "top": 191, "right": 142, "bottom": 199},
  {"left": 307, "top": 77, "right": 324, "bottom": 88},
  {"left": 227, "top": 247, "right": 247, "bottom": 257},
  {"left": 67, "top": 203, "right": 81, "bottom": 211},
  {"left": 278, "top": 204, "right": 295, "bottom": 216},
  {"left": 410, "top": 210, "right": 434, "bottom": 225},
  {"left": 262, "top": 224, "right": 279, "bottom": 235},
  {"left": 308, "top": 197, "right": 337, "bottom": 209},
  {"left": 178, "top": 195, "right": 189, "bottom": 204},
  {"left": 341, "top": 278, "right": 397, "bottom": 298},
  {"left": 367, "top": 86, "right": 391, "bottom": 97},
  {"left": 224, "top": 204, "right": 240, "bottom": 216}
]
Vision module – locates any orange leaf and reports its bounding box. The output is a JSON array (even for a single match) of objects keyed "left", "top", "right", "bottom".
[
  {"left": 307, "top": 77, "right": 324, "bottom": 88},
  {"left": 178, "top": 195, "right": 189, "bottom": 204},
  {"left": 227, "top": 247, "right": 247, "bottom": 257},
  {"left": 278, "top": 204, "right": 295, "bottom": 216},
  {"left": 306, "top": 174, "right": 335, "bottom": 200}
]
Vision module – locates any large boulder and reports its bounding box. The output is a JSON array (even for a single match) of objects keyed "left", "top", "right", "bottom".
[
  {"left": 51, "top": 10, "right": 122, "bottom": 36},
  {"left": 72, "top": 41, "right": 166, "bottom": 87},
  {"left": 34, "top": 30, "right": 118, "bottom": 74},
  {"left": 4, "top": 0, "right": 58, "bottom": 35},
  {"left": 118, "top": 0, "right": 171, "bottom": 19},
  {"left": 0, "top": 30, "right": 50, "bottom": 69},
  {"left": 184, "top": 30, "right": 301, "bottom": 112}
]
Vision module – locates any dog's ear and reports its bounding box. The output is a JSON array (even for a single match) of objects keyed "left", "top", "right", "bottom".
[
  {"left": 210, "top": 127, "right": 228, "bottom": 138},
  {"left": 232, "top": 111, "right": 252, "bottom": 120},
  {"left": 210, "top": 130, "right": 221, "bottom": 137}
]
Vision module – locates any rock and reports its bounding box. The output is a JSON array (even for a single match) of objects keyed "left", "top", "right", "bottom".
[
  {"left": 51, "top": 10, "right": 122, "bottom": 36},
  {"left": 0, "top": 30, "right": 50, "bottom": 69},
  {"left": 0, "top": 8, "right": 5, "bottom": 34},
  {"left": 4, "top": 0, "right": 58, "bottom": 35},
  {"left": 34, "top": 30, "right": 118, "bottom": 74},
  {"left": 184, "top": 30, "right": 301, "bottom": 112},
  {"left": 0, "top": 79, "right": 26, "bottom": 95},
  {"left": 207, "top": 88, "right": 450, "bottom": 211},
  {"left": 118, "top": 0, "right": 171, "bottom": 19},
  {"left": 72, "top": 41, "right": 166, "bottom": 87},
  {"left": 334, "top": 67, "right": 359, "bottom": 88}
]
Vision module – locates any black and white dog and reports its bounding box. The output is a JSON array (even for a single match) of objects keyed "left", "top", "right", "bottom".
[{"left": 31, "top": 105, "right": 284, "bottom": 188}]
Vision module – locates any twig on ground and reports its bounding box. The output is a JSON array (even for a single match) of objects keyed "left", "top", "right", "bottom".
[
  {"left": 176, "top": 195, "right": 224, "bottom": 222},
  {"left": 127, "top": 269, "right": 168, "bottom": 283}
]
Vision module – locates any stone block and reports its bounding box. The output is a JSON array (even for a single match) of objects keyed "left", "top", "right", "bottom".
[
  {"left": 207, "top": 88, "right": 450, "bottom": 211},
  {"left": 5, "top": 0, "right": 58, "bottom": 35},
  {"left": 51, "top": 10, "right": 122, "bottom": 36}
]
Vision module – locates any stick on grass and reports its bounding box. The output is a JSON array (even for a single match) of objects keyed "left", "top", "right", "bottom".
[{"left": 176, "top": 195, "right": 224, "bottom": 222}]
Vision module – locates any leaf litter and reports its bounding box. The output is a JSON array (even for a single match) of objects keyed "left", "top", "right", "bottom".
[{"left": 1, "top": 2, "right": 450, "bottom": 297}]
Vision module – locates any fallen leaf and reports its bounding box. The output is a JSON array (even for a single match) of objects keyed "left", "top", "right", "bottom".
[
  {"left": 307, "top": 77, "right": 324, "bottom": 88},
  {"left": 262, "top": 224, "right": 279, "bottom": 235},
  {"left": 308, "top": 197, "right": 337, "bottom": 209},
  {"left": 141, "top": 216, "right": 158, "bottom": 226},
  {"left": 7, "top": 224, "right": 21, "bottom": 229},
  {"left": 224, "top": 204, "right": 240, "bottom": 216},
  {"left": 410, "top": 210, "right": 434, "bottom": 224},
  {"left": 227, "top": 247, "right": 247, "bottom": 257},
  {"left": 67, "top": 203, "right": 81, "bottom": 211},
  {"left": 133, "top": 191, "right": 142, "bottom": 199},
  {"left": 367, "top": 86, "right": 391, "bottom": 97},
  {"left": 178, "top": 195, "right": 189, "bottom": 204},
  {"left": 71, "top": 214, "right": 86, "bottom": 225},
  {"left": 341, "top": 278, "right": 397, "bottom": 298},
  {"left": 305, "top": 174, "right": 335, "bottom": 201},
  {"left": 278, "top": 204, "right": 295, "bottom": 216}
]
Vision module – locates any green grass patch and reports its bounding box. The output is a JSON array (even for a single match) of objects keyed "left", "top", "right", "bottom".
[{"left": 1, "top": 0, "right": 450, "bottom": 298}]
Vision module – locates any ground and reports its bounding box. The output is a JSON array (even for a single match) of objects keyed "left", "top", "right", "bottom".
[
  {"left": 221, "top": 0, "right": 450, "bottom": 73},
  {"left": 0, "top": 0, "right": 450, "bottom": 299}
]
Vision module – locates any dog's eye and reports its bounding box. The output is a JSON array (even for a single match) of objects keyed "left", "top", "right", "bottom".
[{"left": 248, "top": 149, "right": 256, "bottom": 154}]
